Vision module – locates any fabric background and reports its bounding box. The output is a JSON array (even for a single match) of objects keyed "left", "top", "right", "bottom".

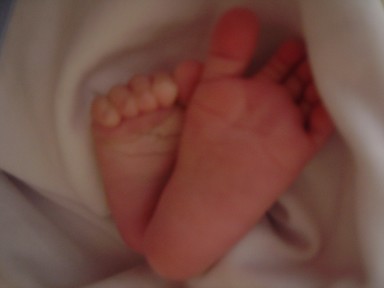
[{"left": 0, "top": 0, "right": 383, "bottom": 287}]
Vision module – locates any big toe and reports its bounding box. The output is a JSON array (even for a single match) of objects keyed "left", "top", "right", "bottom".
[{"left": 203, "top": 7, "right": 260, "bottom": 80}]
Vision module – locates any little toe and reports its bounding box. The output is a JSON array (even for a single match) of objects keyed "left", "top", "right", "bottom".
[
  {"left": 258, "top": 40, "right": 306, "bottom": 83},
  {"left": 91, "top": 95, "right": 121, "bottom": 127},
  {"left": 152, "top": 72, "right": 178, "bottom": 108}
]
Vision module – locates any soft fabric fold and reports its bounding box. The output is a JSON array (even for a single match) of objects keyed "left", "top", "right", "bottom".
[{"left": 1, "top": 0, "right": 383, "bottom": 287}]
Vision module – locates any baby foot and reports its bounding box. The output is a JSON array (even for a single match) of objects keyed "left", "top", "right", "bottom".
[
  {"left": 143, "top": 8, "right": 333, "bottom": 279},
  {"left": 91, "top": 71, "right": 184, "bottom": 252}
]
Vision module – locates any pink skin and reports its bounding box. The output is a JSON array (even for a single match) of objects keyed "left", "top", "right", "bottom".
[{"left": 91, "top": 8, "right": 333, "bottom": 281}]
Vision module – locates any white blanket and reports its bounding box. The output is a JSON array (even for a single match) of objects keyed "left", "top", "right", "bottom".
[{"left": 0, "top": 0, "right": 383, "bottom": 287}]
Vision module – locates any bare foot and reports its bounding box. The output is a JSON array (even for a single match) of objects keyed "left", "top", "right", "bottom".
[
  {"left": 143, "top": 8, "right": 333, "bottom": 279},
  {"left": 91, "top": 65, "right": 201, "bottom": 252}
]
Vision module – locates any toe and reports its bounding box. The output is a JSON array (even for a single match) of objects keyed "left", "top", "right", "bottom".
[
  {"left": 108, "top": 85, "right": 130, "bottom": 111},
  {"left": 304, "top": 83, "right": 320, "bottom": 104},
  {"left": 135, "top": 91, "right": 158, "bottom": 113},
  {"left": 91, "top": 96, "right": 121, "bottom": 127},
  {"left": 203, "top": 8, "right": 259, "bottom": 80},
  {"left": 308, "top": 103, "right": 334, "bottom": 149},
  {"left": 258, "top": 40, "right": 306, "bottom": 83},
  {"left": 303, "top": 84, "right": 333, "bottom": 148},
  {"left": 129, "top": 75, "right": 158, "bottom": 113},
  {"left": 130, "top": 75, "right": 152, "bottom": 94},
  {"left": 122, "top": 92, "right": 139, "bottom": 118},
  {"left": 153, "top": 72, "right": 178, "bottom": 108},
  {"left": 284, "top": 61, "right": 312, "bottom": 101}
]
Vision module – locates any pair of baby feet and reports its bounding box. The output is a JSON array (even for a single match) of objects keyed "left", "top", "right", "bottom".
[{"left": 91, "top": 8, "right": 333, "bottom": 280}]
